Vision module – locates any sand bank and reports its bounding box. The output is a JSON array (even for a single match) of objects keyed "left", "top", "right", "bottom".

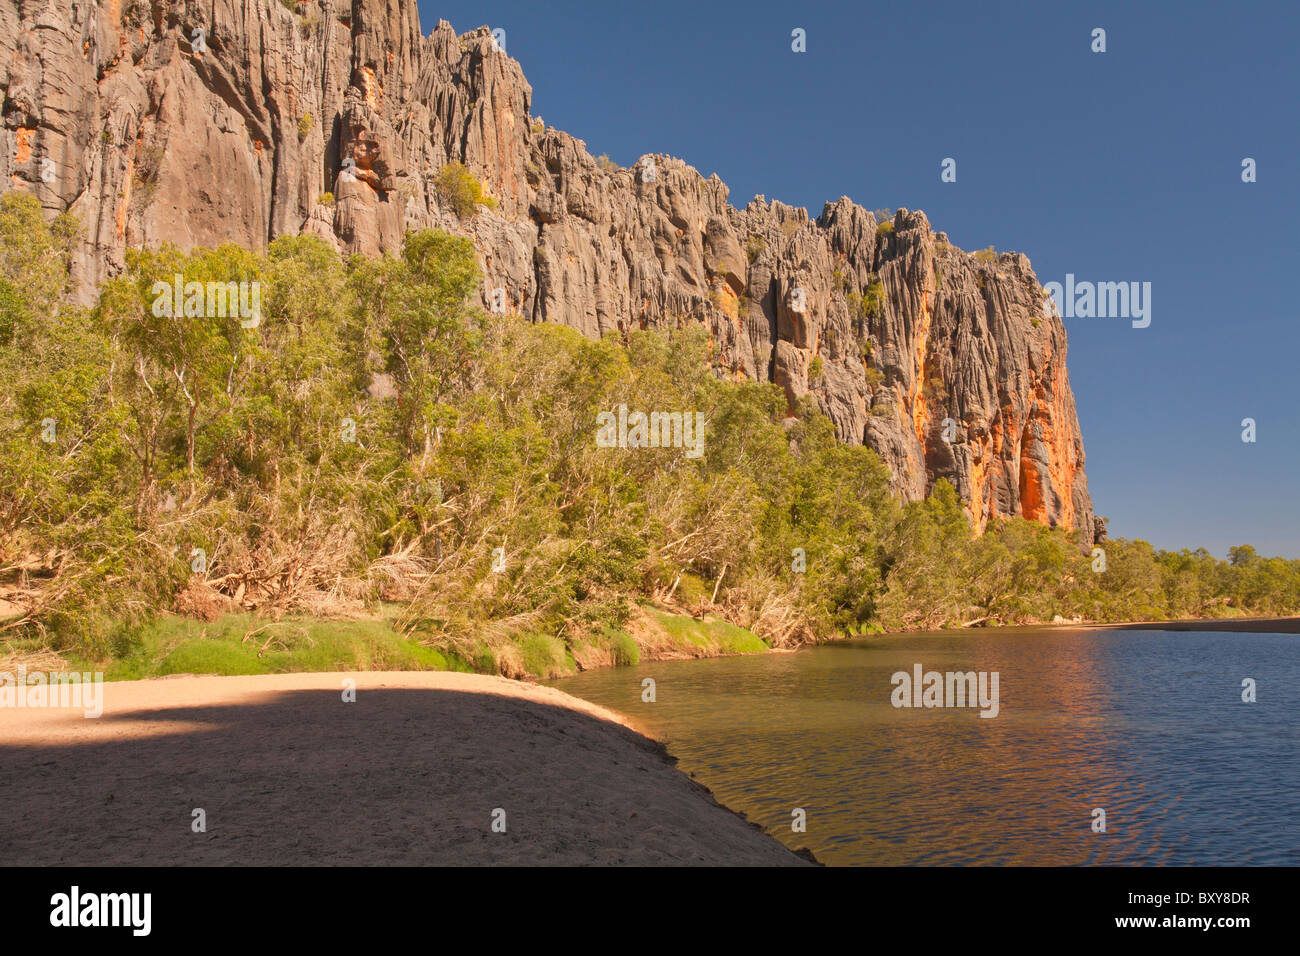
[{"left": 0, "top": 671, "right": 809, "bottom": 866}]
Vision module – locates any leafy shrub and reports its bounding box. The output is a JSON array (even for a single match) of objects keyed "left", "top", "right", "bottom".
[
  {"left": 5, "top": 194, "right": 1296, "bottom": 666},
  {"left": 862, "top": 280, "right": 884, "bottom": 318},
  {"left": 434, "top": 162, "right": 497, "bottom": 218},
  {"left": 923, "top": 372, "right": 949, "bottom": 404}
]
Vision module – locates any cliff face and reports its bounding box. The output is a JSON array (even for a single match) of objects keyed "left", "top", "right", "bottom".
[{"left": 0, "top": 0, "right": 1092, "bottom": 539}]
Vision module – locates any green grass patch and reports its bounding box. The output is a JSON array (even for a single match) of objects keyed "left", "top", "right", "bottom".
[
  {"left": 75, "top": 613, "right": 468, "bottom": 681},
  {"left": 645, "top": 608, "right": 768, "bottom": 655},
  {"left": 57, "top": 606, "right": 765, "bottom": 683},
  {"left": 604, "top": 627, "right": 640, "bottom": 666},
  {"left": 517, "top": 632, "right": 574, "bottom": 679},
  {"left": 565, "top": 625, "right": 639, "bottom": 671}
]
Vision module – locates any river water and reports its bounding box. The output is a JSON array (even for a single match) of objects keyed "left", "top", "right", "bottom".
[{"left": 549, "top": 628, "right": 1299, "bottom": 865}]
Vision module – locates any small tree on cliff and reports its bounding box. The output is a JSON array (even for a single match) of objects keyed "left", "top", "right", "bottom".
[{"left": 434, "top": 163, "right": 498, "bottom": 218}]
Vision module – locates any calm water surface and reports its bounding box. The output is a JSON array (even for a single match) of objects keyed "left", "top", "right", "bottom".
[{"left": 549, "top": 629, "right": 1299, "bottom": 865}]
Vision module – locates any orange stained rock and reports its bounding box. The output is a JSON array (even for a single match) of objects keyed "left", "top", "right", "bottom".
[
  {"left": 1043, "top": 363, "right": 1081, "bottom": 530},
  {"left": 14, "top": 128, "right": 32, "bottom": 164},
  {"left": 1019, "top": 431, "right": 1047, "bottom": 524},
  {"left": 910, "top": 287, "right": 933, "bottom": 446},
  {"left": 362, "top": 67, "right": 381, "bottom": 109},
  {"left": 117, "top": 150, "right": 135, "bottom": 239},
  {"left": 967, "top": 432, "right": 992, "bottom": 533},
  {"left": 1015, "top": 365, "right": 1080, "bottom": 531},
  {"left": 991, "top": 409, "right": 1010, "bottom": 456},
  {"left": 494, "top": 102, "right": 517, "bottom": 203}
]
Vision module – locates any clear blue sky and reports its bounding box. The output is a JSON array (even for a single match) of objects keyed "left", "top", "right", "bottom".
[{"left": 419, "top": 0, "right": 1300, "bottom": 559}]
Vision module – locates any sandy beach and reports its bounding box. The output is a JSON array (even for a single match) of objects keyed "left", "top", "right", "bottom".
[{"left": 0, "top": 671, "right": 810, "bottom": 866}]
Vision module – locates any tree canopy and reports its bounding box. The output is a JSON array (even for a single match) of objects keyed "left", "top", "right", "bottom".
[{"left": 2, "top": 190, "right": 1296, "bottom": 665}]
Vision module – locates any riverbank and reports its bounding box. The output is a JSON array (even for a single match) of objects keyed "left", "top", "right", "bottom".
[
  {"left": 0, "top": 671, "right": 813, "bottom": 866},
  {"left": 857, "top": 614, "right": 1300, "bottom": 638},
  {"left": 10, "top": 606, "right": 1297, "bottom": 691},
  {"left": 1071, "top": 616, "right": 1300, "bottom": 634},
  {"left": 7, "top": 604, "right": 775, "bottom": 684}
]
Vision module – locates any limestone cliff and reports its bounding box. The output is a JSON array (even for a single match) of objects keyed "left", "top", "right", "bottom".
[{"left": 0, "top": 0, "right": 1092, "bottom": 538}]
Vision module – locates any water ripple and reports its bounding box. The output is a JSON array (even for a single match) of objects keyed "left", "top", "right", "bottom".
[{"left": 552, "top": 628, "right": 1300, "bottom": 865}]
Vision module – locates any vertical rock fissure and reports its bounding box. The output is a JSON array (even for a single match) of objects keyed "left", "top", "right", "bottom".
[{"left": 0, "top": 2, "right": 1092, "bottom": 542}]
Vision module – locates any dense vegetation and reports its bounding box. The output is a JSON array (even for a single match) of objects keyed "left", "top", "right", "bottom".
[{"left": 2, "top": 192, "right": 1297, "bottom": 674}]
